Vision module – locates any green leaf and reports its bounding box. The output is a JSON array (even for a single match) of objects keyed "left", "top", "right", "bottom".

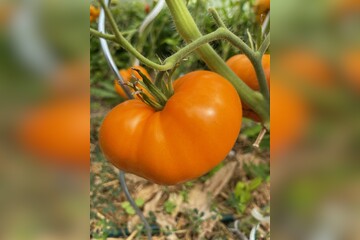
[
  {"left": 125, "top": 207, "right": 135, "bottom": 215},
  {"left": 234, "top": 182, "right": 246, "bottom": 197},
  {"left": 91, "top": 88, "right": 118, "bottom": 98},
  {"left": 135, "top": 198, "right": 145, "bottom": 207},
  {"left": 164, "top": 200, "right": 176, "bottom": 214},
  {"left": 120, "top": 201, "right": 130, "bottom": 208},
  {"left": 248, "top": 177, "right": 262, "bottom": 191},
  {"left": 161, "top": 38, "right": 179, "bottom": 46},
  {"left": 242, "top": 124, "right": 262, "bottom": 137},
  {"left": 120, "top": 201, "right": 136, "bottom": 215},
  {"left": 99, "top": 81, "right": 116, "bottom": 92}
]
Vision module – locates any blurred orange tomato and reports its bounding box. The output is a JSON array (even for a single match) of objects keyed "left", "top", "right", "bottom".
[
  {"left": 51, "top": 60, "right": 90, "bottom": 95},
  {"left": 270, "top": 80, "right": 308, "bottom": 158},
  {"left": 279, "top": 49, "right": 333, "bottom": 88},
  {"left": 17, "top": 97, "right": 90, "bottom": 168},
  {"left": 341, "top": 50, "right": 360, "bottom": 93}
]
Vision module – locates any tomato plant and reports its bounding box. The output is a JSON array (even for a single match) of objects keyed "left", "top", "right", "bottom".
[
  {"left": 99, "top": 71, "right": 242, "bottom": 185},
  {"left": 226, "top": 54, "right": 270, "bottom": 121},
  {"left": 114, "top": 66, "right": 151, "bottom": 99}
]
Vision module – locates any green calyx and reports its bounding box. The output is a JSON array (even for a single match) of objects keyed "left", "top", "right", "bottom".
[{"left": 129, "top": 68, "right": 174, "bottom": 111}]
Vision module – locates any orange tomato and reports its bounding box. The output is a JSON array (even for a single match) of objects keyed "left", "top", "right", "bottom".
[
  {"left": 100, "top": 71, "right": 242, "bottom": 185},
  {"left": 278, "top": 49, "right": 332, "bottom": 87},
  {"left": 255, "top": 0, "right": 270, "bottom": 23},
  {"left": 17, "top": 97, "right": 90, "bottom": 168},
  {"left": 51, "top": 59, "right": 90, "bottom": 95},
  {"left": 114, "top": 66, "right": 151, "bottom": 99},
  {"left": 226, "top": 54, "right": 270, "bottom": 121},
  {"left": 341, "top": 50, "right": 360, "bottom": 93},
  {"left": 90, "top": 5, "right": 100, "bottom": 23},
  {"left": 270, "top": 80, "right": 308, "bottom": 158}
]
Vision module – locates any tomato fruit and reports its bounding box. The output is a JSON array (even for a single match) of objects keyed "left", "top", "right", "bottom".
[
  {"left": 226, "top": 54, "right": 270, "bottom": 121},
  {"left": 270, "top": 80, "right": 308, "bottom": 158},
  {"left": 114, "top": 66, "right": 151, "bottom": 99},
  {"left": 342, "top": 50, "right": 360, "bottom": 92},
  {"left": 90, "top": 5, "right": 100, "bottom": 22},
  {"left": 18, "top": 97, "right": 90, "bottom": 168},
  {"left": 254, "top": 0, "right": 270, "bottom": 23},
  {"left": 100, "top": 71, "right": 242, "bottom": 185}
]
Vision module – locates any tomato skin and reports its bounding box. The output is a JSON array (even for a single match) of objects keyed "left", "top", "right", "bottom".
[
  {"left": 226, "top": 54, "right": 270, "bottom": 121},
  {"left": 100, "top": 71, "right": 242, "bottom": 185},
  {"left": 114, "top": 66, "right": 151, "bottom": 99}
]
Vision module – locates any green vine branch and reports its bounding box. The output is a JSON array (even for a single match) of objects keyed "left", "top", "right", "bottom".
[
  {"left": 258, "top": 33, "right": 270, "bottom": 56},
  {"left": 94, "top": 0, "right": 270, "bottom": 127},
  {"left": 208, "top": 8, "right": 227, "bottom": 28},
  {"left": 90, "top": 28, "right": 116, "bottom": 41}
]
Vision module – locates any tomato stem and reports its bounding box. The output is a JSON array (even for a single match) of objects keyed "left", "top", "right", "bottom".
[
  {"left": 132, "top": 69, "right": 172, "bottom": 111},
  {"left": 95, "top": 0, "right": 270, "bottom": 125},
  {"left": 258, "top": 33, "right": 270, "bottom": 57},
  {"left": 208, "top": 8, "right": 227, "bottom": 28},
  {"left": 165, "top": 0, "right": 270, "bottom": 125},
  {"left": 97, "top": 0, "right": 172, "bottom": 71},
  {"left": 253, "top": 127, "right": 267, "bottom": 149},
  {"left": 90, "top": 28, "right": 116, "bottom": 41}
]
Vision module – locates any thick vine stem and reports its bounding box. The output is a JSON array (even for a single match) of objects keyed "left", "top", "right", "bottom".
[
  {"left": 165, "top": 0, "right": 269, "bottom": 126},
  {"left": 253, "top": 52, "right": 270, "bottom": 101},
  {"left": 254, "top": 33, "right": 270, "bottom": 101},
  {"left": 209, "top": 7, "right": 270, "bottom": 102},
  {"left": 95, "top": 0, "right": 270, "bottom": 127}
]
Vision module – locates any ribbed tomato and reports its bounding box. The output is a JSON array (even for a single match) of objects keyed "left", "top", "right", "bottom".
[
  {"left": 114, "top": 66, "right": 151, "bottom": 99},
  {"left": 226, "top": 54, "right": 270, "bottom": 122},
  {"left": 100, "top": 71, "right": 242, "bottom": 185}
]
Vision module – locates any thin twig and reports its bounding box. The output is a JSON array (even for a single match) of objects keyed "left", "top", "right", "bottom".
[
  {"left": 253, "top": 127, "right": 267, "bottom": 148},
  {"left": 258, "top": 33, "right": 270, "bottom": 56}
]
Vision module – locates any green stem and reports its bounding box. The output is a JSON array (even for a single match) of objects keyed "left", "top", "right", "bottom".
[
  {"left": 95, "top": 0, "right": 270, "bottom": 126},
  {"left": 98, "top": 0, "right": 171, "bottom": 71},
  {"left": 90, "top": 28, "right": 116, "bottom": 41},
  {"left": 90, "top": 28, "right": 136, "bottom": 41},
  {"left": 253, "top": 52, "right": 270, "bottom": 101},
  {"left": 208, "top": 8, "right": 227, "bottom": 28},
  {"left": 258, "top": 33, "right": 270, "bottom": 56},
  {"left": 165, "top": 0, "right": 269, "bottom": 126}
]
